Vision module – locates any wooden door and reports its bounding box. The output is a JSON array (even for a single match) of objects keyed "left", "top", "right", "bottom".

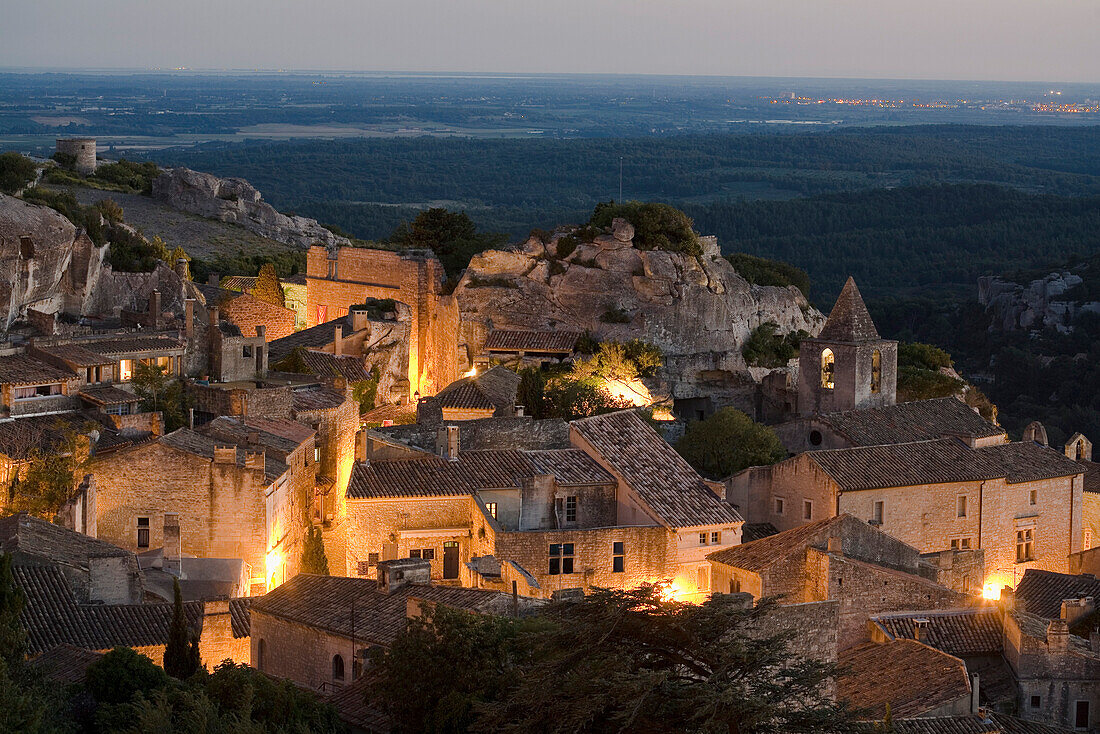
[{"left": 443, "top": 541, "right": 459, "bottom": 579}]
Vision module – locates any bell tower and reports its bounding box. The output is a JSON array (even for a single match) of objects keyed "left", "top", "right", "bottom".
[{"left": 798, "top": 277, "right": 896, "bottom": 416}]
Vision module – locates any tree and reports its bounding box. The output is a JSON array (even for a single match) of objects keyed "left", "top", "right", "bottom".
[
  {"left": 85, "top": 647, "right": 169, "bottom": 706},
  {"left": 163, "top": 579, "right": 200, "bottom": 680},
  {"left": 8, "top": 449, "right": 78, "bottom": 520},
  {"left": 476, "top": 586, "right": 856, "bottom": 734},
  {"left": 388, "top": 208, "right": 506, "bottom": 278},
  {"left": 742, "top": 323, "right": 808, "bottom": 368},
  {"left": 253, "top": 263, "right": 286, "bottom": 308},
  {"left": 675, "top": 407, "right": 786, "bottom": 479},
  {"left": 300, "top": 526, "right": 330, "bottom": 576},
  {"left": 0, "top": 152, "right": 36, "bottom": 195},
  {"left": 587, "top": 200, "right": 700, "bottom": 255},
  {"left": 0, "top": 554, "right": 26, "bottom": 671},
  {"left": 131, "top": 363, "right": 188, "bottom": 431}
]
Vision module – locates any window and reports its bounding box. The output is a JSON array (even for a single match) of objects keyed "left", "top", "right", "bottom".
[
  {"left": 486, "top": 502, "right": 498, "bottom": 519},
  {"left": 809, "top": 430, "right": 823, "bottom": 446},
  {"left": 729, "top": 578, "right": 741, "bottom": 593},
  {"left": 820, "top": 348, "right": 835, "bottom": 389},
  {"left": 872, "top": 501, "right": 884, "bottom": 525},
  {"left": 699, "top": 533, "right": 708, "bottom": 545},
  {"left": 612, "top": 541, "right": 625, "bottom": 573},
  {"left": 774, "top": 497, "right": 785, "bottom": 516},
  {"left": 803, "top": 500, "right": 813, "bottom": 521},
  {"left": 950, "top": 537, "right": 972, "bottom": 550},
  {"left": 136, "top": 517, "right": 150, "bottom": 549},
  {"left": 409, "top": 548, "right": 435, "bottom": 561},
  {"left": 314, "top": 447, "right": 320, "bottom": 463},
  {"left": 13, "top": 384, "right": 62, "bottom": 400},
  {"left": 956, "top": 495, "right": 968, "bottom": 518},
  {"left": 357, "top": 561, "right": 371, "bottom": 576},
  {"left": 367, "top": 552, "right": 380, "bottom": 566},
  {"left": 410, "top": 549, "right": 420, "bottom": 558},
  {"left": 963, "top": 576, "right": 971, "bottom": 593},
  {"left": 1016, "top": 528, "right": 1034, "bottom": 562},
  {"left": 243, "top": 345, "right": 253, "bottom": 358},
  {"left": 697, "top": 566, "right": 709, "bottom": 592},
  {"left": 711, "top": 531, "right": 721, "bottom": 544},
  {"left": 870, "top": 350, "right": 882, "bottom": 393},
  {"left": 1076, "top": 700, "right": 1089, "bottom": 729},
  {"left": 119, "top": 359, "right": 133, "bottom": 382},
  {"left": 565, "top": 496, "right": 577, "bottom": 523},
  {"left": 1030, "top": 489, "right": 1037, "bottom": 506},
  {"left": 1031, "top": 695, "right": 1041, "bottom": 709},
  {"left": 549, "top": 543, "right": 574, "bottom": 575},
  {"left": 332, "top": 654, "right": 345, "bottom": 682}
]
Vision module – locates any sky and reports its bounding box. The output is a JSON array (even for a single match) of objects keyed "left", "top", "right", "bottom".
[{"left": 1, "top": 0, "right": 1098, "bottom": 83}]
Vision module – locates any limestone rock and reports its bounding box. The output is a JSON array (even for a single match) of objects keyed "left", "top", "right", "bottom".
[
  {"left": 979, "top": 272, "right": 1091, "bottom": 334},
  {"left": 152, "top": 168, "right": 349, "bottom": 250},
  {"left": 611, "top": 217, "right": 635, "bottom": 243}
]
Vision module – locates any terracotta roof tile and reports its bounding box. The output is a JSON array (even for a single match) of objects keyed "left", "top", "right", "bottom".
[
  {"left": 81, "top": 335, "right": 186, "bottom": 356},
  {"left": 292, "top": 387, "right": 347, "bottom": 412},
  {"left": 1014, "top": 568, "right": 1100, "bottom": 620},
  {"left": 483, "top": 329, "right": 581, "bottom": 353},
  {"left": 436, "top": 366, "right": 521, "bottom": 415},
  {"left": 571, "top": 410, "right": 742, "bottom": 528},
  {"left": 819, "top": 397, "right": 1006, "bottom": 446},
  {"left": 817, "top": 277, "right": 881, "bottom": 342},
  {"left": 707, "top": 515, "right": 847, "bottom": 572},
  {"left": 328, "top": 673, "right": 389, "bottom": 733},
  {"left": 865, "top": 713, "right": 1074, "bottom": 734},
  {"left": 268, "top": 316, "right": 350, "bottom": 363},
  {"left": 35, "top": 343, "right": 114, "bottom": 367},
  {"left": 871, "top": 608, "right": 1003, "bottom": 656},
  {"left": 0, "top": 354, "right": 75, "bottom": 385},
  {"left": 741, "top": 522, "right": 779, "bottom": 542},
  {"left": 838, "top": 640, "right": 970, "bottom": 719},
  {"left": 29, "top": 644, "right": 103, "bottom": 685},
  {"left": 0, "top": 512, "right": 132, "bottom": 567},
  {"left": 526, "top": 449, "right": 616, "bottom": 486},
  {"left": 78, "top": 385, "right": 142, "bottom": 406},
  {"left": 299, "top": 350, "right": 374, "bottom": 382}
]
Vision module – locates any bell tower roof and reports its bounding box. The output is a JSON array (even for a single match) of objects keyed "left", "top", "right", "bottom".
[{"left": 818, "top": 277, "right": 880, "bottom": 342}]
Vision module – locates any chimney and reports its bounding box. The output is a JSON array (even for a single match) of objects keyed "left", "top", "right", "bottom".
[
  {"left": 1047, "top": 619, "right": 1070, "bottom": 652},
  {"left": 246, "top": 431, "right": 260, "bottom": 446},
  {"left": 163, "top": 513, "right": 181, "bottom": 577},
  {"left": 174, "top": 257, "right": 189, "bottom": 280},
  {"left": 970, "top": 672, "right": 980, "bottom": 713},
  {"left": 150, "top": 290, "right": 162, "bottom": 325},
  {"left": 515, "top": 404, "right": 525, "bottom": 417},
  {"left": 334, "top": 324, "right": 343, "bottom": 356},
  {"left": 826, "top": 536, "right": 842, "bottom": 555},
  {"left": 213, "top": 446, "right": 236, "bottom": 464},
  {"left": 437, "top": 424, "right": 460, "bottom": 461},
  {"left": 208, "top": 306, "right": 220, "bottom": 328},
  {"left": 256, "top": 324, "right": 266, "bottom": 341},
  {"left": 377, "top": 558, "right": 431, "bottom": 594},
  {"left": 245, "top": 450, "right": 265, "bottom": 471},
  {"left": 184, "top": 298, "right": 195, "bottom": 340},
  {"left": 999, "top": 587, "right": 1016, "bottom": 612},
  {"left": 913, "top": 619, "right": 928, "bottom": 642},
  {"left": 1061, "top": 596, "right": 1095, "bottom": 626},
  {"left": 207, "top": 273, "right": 220, "bottom": 287}
]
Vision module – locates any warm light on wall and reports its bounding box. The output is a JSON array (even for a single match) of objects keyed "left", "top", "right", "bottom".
[
  {"left": 464, "top": 366, "right": 478, "bottom": 378},
  {"left": 982, "top": 583, "right": 1001, "bottom": 600},
  {"left": 266, "top": 550, "right": 283, "bottom": 590}
]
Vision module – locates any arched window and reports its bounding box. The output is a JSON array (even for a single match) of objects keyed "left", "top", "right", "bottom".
[
  {"left": 256, "top": 639, "right": 266, "bottom": 671},
  {"left": 332, "top": 654, "right": 345, "bottom": 682},
  {"left": 820, "top": 348, "right": 835, "bottom": 389},
  {"left": 870, "top": 350, "right": 882, "bottom": 394}
]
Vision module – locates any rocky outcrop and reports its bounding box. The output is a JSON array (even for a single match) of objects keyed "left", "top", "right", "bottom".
[
  {"left": 979, "top": 272, "right": 1100, "bottom": 333},
  {"left": 152, "top": 167, "right": 350, "bottom": 250},
  {"left": 455, "top": 223, "right": 825, "bottom": 402}
]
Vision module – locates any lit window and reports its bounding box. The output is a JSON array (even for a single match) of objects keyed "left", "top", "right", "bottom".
[
  {"left": 803, "top": 500, "right": 813, "bottom": 521},
  {"left": 486, "top": 502, "right": 498, "bottom": 519},
  {"left": 963, "top": 577, "right": 971, "bottom": 593},
  {"left": 314, "top": 447, "right": 320, "bottom": 463},
  {"left": 549, "top": 543, "right": 574, "bottom": 575},
  {"left": 957, "top": 495, "right": 968, "bottom": 518},
  {"left": 872, "top": 501, "right": 884, "bottom": 525},
  {"left": 699, "top": 533, "right": 708, "bottom": 545},
  {"left": 120, "top": 359, "right": 133, "bottom": 382},
  {"left": 774, "top": 497, "right": 785, "bottom": 516},
  {"left": 1016, "top": 528, "right": 1034, "bottom": 562},
  {"left": 711, "top": 531, "right": 721, "bottom": 544},
  {"left": 13, "top": 384, "right": 62, "bottom": 400},
  {"left": 1086, "top": 529, "right": 1093, "bottom": 550},
  {"left": 821, "top": 348, "right": 835, "bottom": 389},
  {"left": 565, "top": 496, "right": 577, "bottom": 523},
  {"left": 612, "top": 541, "right": 625, "bottom": 573},
  {"left": 870, "top": 350, "right": 882, "bottom": 393},
  {"left": 136, "top": 517, "right": 150, "bottom": 549}
]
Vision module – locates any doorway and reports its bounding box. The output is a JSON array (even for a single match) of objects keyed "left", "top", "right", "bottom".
[{"left": 443, "top": 541, "right": 459, "bottom": 579}]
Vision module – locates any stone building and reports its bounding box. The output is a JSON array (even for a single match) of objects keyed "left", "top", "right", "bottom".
[
  {"left": 797, "top": 277, "right": 898, "bottom": 417},
  {"left": 221, "top": 273, "right": 309, "bottom": 330},
  {"left": 55, "top": 137, "right": 96, "bottom": 174},
  {"left": 707, "top": 514, "right": 977, "bottom": 649},
  {"left": 433, "top": 365, "right": 522, "bottom": 421},
  {"left": 476, "top": 328, "right": 581, "bottom": 370},
  {"left": 729, "top": 438, "right": 1084, "bottom": 596},
  {"left": 0, "top": 353, "right": 81, "bottom": 417},
  {"left": 304, "top": 245, "right": 461, "bottom": 399},
  {"left": 249, "top": 562, "right": 529, "bottom": 692},
  {"left": 195, "top": 282, "right": 297, "bottom": 342},
  {"left": 85, "top": 415, "right": 317, "bottom": 592}
]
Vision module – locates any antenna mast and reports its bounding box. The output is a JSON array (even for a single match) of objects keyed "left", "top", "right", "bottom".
[{"left": 618, "top": 157, "right": 623, "bottom": 202}]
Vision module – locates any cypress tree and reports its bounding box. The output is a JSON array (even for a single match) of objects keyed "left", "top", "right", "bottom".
[
  {"left": 252, "top": 263, "right": 286, "bottom": 308},
  {"left": 301, "top": 526, "right": 330, "bottom": 576},
  {"left": 163, "top": 577, "right": 198, "bottom": 679}
]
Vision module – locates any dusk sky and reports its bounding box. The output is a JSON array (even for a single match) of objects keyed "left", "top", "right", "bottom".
[{"left": 2, "top": 0, "right": 1099, "bottom": 82}]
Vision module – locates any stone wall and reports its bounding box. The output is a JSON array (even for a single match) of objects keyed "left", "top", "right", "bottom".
[
  {"left": 251, "top": 613, "right": 361, "bottom": 692},
  {"left": 223, "top": 293, "right": 296, "bottom": 341},
  {"left": 188, "top": 382, "right": 294, "bottom": 420}
]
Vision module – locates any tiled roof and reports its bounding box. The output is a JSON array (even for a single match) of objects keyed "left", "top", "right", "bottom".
[
  {"left": 1014, "top": 569, "right": 1100, "bottom": 620},
  {"left": 35, "top": 343, "right": 114, "bottom": 367},
  {"left": 361, "top": 402, "right": 417, "bottom": 425},
  {"left": 838, "top": 640, "right": 970, "bottom": 719},
  {"left": 483, "top": 329, "right": 581, "bottom": 353},
  {"left": 809, "top": 439, "right": 1082, "bottom": 492},
  {"left": 859, "top": 714, "right": 1074, "bottom": 734},
  {"left": 1080, "top": 459, "right": 1100, "bottom": 494},
  {"left": 570, "top": 410, "right": 742, "bottom": 529},
  {"left": 81, "top": 335, "right": 186, "bottom": 356},
  {"left": 268, "top": 316, "right": 350, "bottom": 363},
  {"left": 78, "top": 385, "right": 141, "bottom": 406},
  {"left": 819, "top": 397, "right": 1006, "bottom": 446},
  {"left": 292, "top": 387, "right": 347, "bottom": 413},
  {"left": 160, "top": 428, "right": 288, "bottom": 483},
  {"left": 298, "top": 350, "right": 374, "bottom": 382},
  {"left": 436, "top": 367, "right": 521, "bottom": 416},
  {"left": 348, "top": 447, "right": 614, "bottom": 500},
  {"left": 437, "top": 380, "right": 496, "bottom": 412},
  {"left": 871, "top": 608, "right": 1003, "bottom": 656},
  {"left": 230, "top": 598, "right": 251, "bottom": 638},
  {"left": 526, "top": 449, "right": 616, "bottom": 486},
  {"left": 0, "top": 512, "right": 132, "bottom": 568},
  {"left": 741, "top": 522, "right": 779, "bottom": 542},
  {"left": 219, "top": 275, "right": 257, "bottom": 292},
  {"left": 0, "top": 354, "right": 75, "bottom": 385},
  {"left": 199, "top": 415, "right": 314, "bottom": 455},
  {"left": 707, "top": 515, "right": 846, "bottom": 572},
  {"left": 29, "top": 644, "right": 103, "bottom": 685},
  {"left": 817, "top": 277, "right": 881, "bottom": 342},
  {"left": 328, "top": 673, "right": 389, "bottom": 733},
  {"left": 250, "top": 574, "right": 510, "bottom": 647}
]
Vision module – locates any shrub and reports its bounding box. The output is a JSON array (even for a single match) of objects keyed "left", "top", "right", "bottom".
[
  {"left": 600, "top": 307, "right": 631, "bottom": 323},
  {"left": 95, "top": 198, "right": 124, "bottom": 223},
  {"left": 726, "top": 253, "right": 811, "bottom": 296},
  {"left": 898, "top": 342, "right": 953, "bottom": 371},
  {"left": 555, "top": 234, "right": 579, "bottom": 259},
  {"left": 675, "top": 407, "right": 787, "bottom": 479},
  {"left": 587, "top": 201, "right": 700, "bottom": 255},
  {"left": 742, "top": 323, "right": 808, "bottom": 368},
  {"left": 92, "top": 159, "right": 160, "bottom": 194},
  {"left": 0, "top": 152, "right": 37, "bottom": 194}
]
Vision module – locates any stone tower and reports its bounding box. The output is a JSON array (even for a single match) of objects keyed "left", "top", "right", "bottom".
[
  {"left": 55, "top": 137, "right": 97, "bottom": 175},
  {"left": 798, "top": 277, "right": 897, "bottom": 416}
]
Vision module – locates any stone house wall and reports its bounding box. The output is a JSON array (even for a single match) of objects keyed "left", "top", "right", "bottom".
[
  {"left": 727, "top": 454, "right": 838, "bottom": 533},
  {"left": 798, "top": 338, "right": 897, "bottom": 416},
  {"left": 251, "top": 612, "right": 361, "bottom": 693},
  {"left": 1005, "top": 614, "right": 1100, "bottom": 730},
  {"left": 223, "top": 292, "right": 296, "bottom": 342},
  {"left": 1081, "top": 490, "right": 1100, "bottom": 555}
]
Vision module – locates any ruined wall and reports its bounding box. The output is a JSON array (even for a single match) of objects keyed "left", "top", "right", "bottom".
[{"left": 222, "top": 293, "right": 296, "bottom": 341}]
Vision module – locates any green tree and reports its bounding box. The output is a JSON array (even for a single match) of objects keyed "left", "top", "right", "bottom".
[
  {"left": 163, "top": 578, "right": 200, "bottom": 680},
  {"left": 0, "top": 152, "right": 36, "bottom": 194},
  {"left": 85, "top": 647, "right": 170, "bottom": 705},
  {"left": 587, "top": 200, "right": 700, "bottom": 255},
  {"left": 9, "top": 449, "right": 78, "bottom": 520},
  {"left": 131, "top": 363, "right": 188, "bottom": 431},
  {"left": 726, "top": 253, "right": 811, "bottom": 295},
  {"left": 742, "top": 323, "right": 808, "bottom": 368},
  {"left": 476, "top": 586, "right": 856, "bottom": 734},
  {"left": 253, "top": 263, "right": 286, "bottom": 308},
  {"left": 675, "top": 407, "right": 787, "bottom": 479},
  {"left": 388, "top": 208, "right": 506, "bottom": 278},
  {"left": 301, "top": 526, "right": 330, "bottom": 576}
]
